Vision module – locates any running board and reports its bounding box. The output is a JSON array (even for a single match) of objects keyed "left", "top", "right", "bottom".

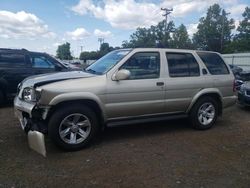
[{"left": 107, "top": 113, "right": 188, "bottom": 127}]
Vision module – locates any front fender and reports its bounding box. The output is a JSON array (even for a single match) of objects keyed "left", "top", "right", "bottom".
[
  {"left": 48, "top": 92, "right": 107, "bottom": 120},
  {"left": 186, "top": 88, "right": 223, "bottom": 113}
]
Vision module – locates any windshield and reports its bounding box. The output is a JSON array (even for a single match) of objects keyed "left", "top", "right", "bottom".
[{"left": 85, "top": 49, "right": 131, "bottom": 75}]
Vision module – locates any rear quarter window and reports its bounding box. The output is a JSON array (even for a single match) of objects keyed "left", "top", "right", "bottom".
[
  {"left": 0, "top": 52, "right": 26, "bottom": 67},
  {"left": 197, "top": 52, "right": 229, "bottom": 75}
]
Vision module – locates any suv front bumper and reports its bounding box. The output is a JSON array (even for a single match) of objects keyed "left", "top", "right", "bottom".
[
  {"left": 14, "top": 96, "right": 49, "bottom": 133},
  {"left": 14, "top": 96, "right": 47, "bottom": 156}
]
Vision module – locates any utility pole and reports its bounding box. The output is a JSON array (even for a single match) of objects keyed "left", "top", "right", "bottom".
[
  {"left": 98, "top": 38, "right": 104, "bottom": 48},
  {"left": 161, "top": 8, "right": 173, "bottom": 32},
  {"left": 80, "top": 45, "right": 83, "bottom": 53},
  {"left": 221, "top": 11, "right": 230, "bottom": 52}
]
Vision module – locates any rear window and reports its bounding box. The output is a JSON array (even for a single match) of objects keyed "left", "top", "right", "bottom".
[
  {"left": 0, "top": 53, "right": 26, "bottom": 67},
  {"left": 197, "top": 52, "right": 229, "bottom": 75}
]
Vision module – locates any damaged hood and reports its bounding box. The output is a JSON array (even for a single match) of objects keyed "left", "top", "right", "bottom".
[{"left": 21, "top": 71, "right": 94, "bottom": 88}]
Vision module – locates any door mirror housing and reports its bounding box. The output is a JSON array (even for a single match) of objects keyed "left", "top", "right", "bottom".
[{"left": 113, "top": 69, "right": 131, "bottom": 81}]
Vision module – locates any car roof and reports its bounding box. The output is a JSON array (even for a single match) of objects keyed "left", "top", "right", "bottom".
[
  {"left": 120, "top": 48, "right": 220, "bottom": 54},
  {"left": 0, "top": 48, "right": 48, "bottom": 56}
]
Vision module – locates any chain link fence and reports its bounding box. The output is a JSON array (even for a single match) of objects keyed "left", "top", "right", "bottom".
[{"left": 222, "top": 53, "right": 250, "bottom": 71}]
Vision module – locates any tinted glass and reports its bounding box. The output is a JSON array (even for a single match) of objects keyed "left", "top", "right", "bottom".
[
  {"left": 31, "top": 56, "right": 55, "bottom": 68},
  {"left": 197, "top": 52, "right": 229, "bottom": 75},
  {"left": 121, "top": 52, "right": 160, "bottom": 79},
  {"left": 0, "top": 53, "right": 26, "bottom": 66},
  {"left": 166, "top": 53, "right": 200, "bottom": 77}
]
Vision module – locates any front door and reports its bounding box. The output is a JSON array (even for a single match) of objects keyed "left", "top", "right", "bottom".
[
  {"left": 30, "top": 54, "right": 57, "bottom": 75},
  {"left": 106, "top": 52, "right": 165, "bottom": 119}
]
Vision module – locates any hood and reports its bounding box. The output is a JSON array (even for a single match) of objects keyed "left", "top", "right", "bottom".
[{"left": 21, "top": 71, "right": 94, "bottom": 88}]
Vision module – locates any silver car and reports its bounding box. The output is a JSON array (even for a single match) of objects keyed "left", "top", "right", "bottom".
[{"left": 14, "top": 48, "right": 236, "bottom": 152}]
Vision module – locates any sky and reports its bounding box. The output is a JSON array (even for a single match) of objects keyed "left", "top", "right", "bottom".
[{"left": 0, "top": 0, "right": 249, "bottom": 57}]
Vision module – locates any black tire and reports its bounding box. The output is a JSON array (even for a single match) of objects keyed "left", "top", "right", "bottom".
[
  {"left": 48, "top": 104, "right": 99, "bottom": 151},
  {"left": 189, "top": 96, "right": 219, "bottom": 130}
]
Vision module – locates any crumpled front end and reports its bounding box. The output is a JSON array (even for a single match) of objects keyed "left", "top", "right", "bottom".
[{"left": 14, "top": 96, "right": 50, "bottom": 134}]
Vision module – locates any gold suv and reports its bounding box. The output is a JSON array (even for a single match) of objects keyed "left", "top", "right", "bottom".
[{"left": 14, "top": 48, "right": 236, "bottom": 152}]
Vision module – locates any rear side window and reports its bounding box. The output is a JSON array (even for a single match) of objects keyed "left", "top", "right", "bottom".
[
  {"left": 197, "top": 52, "right": 229, "bottom": 75},
  {"left": 166, "top": 53, "right": 200, "bottom": 77},
  {"left": 0, "top": 53, "right": 26, "bottom": 66}
]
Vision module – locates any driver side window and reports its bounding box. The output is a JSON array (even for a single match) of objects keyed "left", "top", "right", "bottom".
[
  {"left": 31, "top": 55, "right": 55, "bottom": 69},
  {"left": 120, "top": 52, "right": 160, "bottom": 80}
]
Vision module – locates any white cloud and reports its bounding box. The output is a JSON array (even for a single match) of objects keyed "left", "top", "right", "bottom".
[
  {"left": 71, "top": 0, "right": 162, "bottom": 29},
  {"left": 53, "top": 42, "right": 62, "bottom": 47},
  {"left": 187, "top": 23, "right": 198, "bottom": 36},
  {"left": 0, "top": 10, "right": 56, "bottom": 39},
  {"left": 227, "top": 4, "right": 247, "bottom": 19},
  {"left": 94, "top": 29, "right": 112, "bottom": 38},
  {"left": 71, "top": 0, "right": 94, "bottom": 15},
  {"left": 71, "top": 0, "right": 248, "bottom": 30},
  {"left": 66, "top": 27, "right": 90, "bottom": 40}
]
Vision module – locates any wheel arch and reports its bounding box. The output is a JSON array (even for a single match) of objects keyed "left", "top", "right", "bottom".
[
  {"left": 46, "top": 98, "right": 106, "bottom": 127},
  {"left": 187, "top": 89, "right": 223, "bottom": 116}
]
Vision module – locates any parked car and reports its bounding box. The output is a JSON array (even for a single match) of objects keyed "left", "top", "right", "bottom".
[
  {"left": 229, "top": 64, "right": 243, "bottom": 79},
  {"left": 238, "top": 81, "right": 250, "bottom": 106},
  {"left": 0, "top": 48, "right": 69, "bottom": 104},
  {"left": 14, "top": 48, "right": 236, "bottom": 153},
  {"left": 61, "top": 61, "right": 81, "bottom": 70},
  {"left": 70, "top": 61, "right": 82, "bottom": 68}
]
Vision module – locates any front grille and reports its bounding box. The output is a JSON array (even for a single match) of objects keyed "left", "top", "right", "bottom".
[{"left": 246, "top": 90, "right": 250, "bottom": 96}]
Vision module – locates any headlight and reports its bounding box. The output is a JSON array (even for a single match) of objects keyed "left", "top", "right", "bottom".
[
  {"left": 240, "top": 85, "right": 246, "bottom": 93},
  {"left": 22, "top": 87, "right": 36, "bottom": 102}
]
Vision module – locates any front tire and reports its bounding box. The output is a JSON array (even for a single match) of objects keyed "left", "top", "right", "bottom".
[
  {"left": 48, "top": 105, "right": 99, "bottom": 151},
  {"left": 189, "top": 97, "right": 219, "bottom": 130}
]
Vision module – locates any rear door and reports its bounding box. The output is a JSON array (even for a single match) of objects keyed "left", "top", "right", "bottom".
[{"left": 164, "top": 52, "right": 210, "bottom": 113}]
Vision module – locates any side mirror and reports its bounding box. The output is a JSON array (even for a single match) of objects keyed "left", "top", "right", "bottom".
[{"left": 113, "top": 69, "right": 131, "bottom": 81}]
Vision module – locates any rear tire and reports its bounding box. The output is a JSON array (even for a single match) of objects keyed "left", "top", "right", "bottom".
[
  {"left": 189, "top": 96, "right": 219, "bottom": 130},
  {"left": 48, "top": 105, "right": 99, "bottom": 151}
]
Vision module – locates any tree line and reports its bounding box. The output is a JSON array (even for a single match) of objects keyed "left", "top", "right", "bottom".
[{"left": 56, "top": 4, "right": 250, "bottom": 61}]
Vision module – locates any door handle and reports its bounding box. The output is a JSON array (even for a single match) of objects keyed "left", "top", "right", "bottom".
[{"left": 156, "top": 82, "right": 164, "bottom": 86}]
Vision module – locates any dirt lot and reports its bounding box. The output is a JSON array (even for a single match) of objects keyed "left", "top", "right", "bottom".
[{"left": 0, "top": 104, "right": 250, "bottom": 188}]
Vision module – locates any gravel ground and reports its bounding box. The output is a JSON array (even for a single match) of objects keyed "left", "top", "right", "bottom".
[{"left": 0, "top": 104, "right": 250, "bottom": 188}]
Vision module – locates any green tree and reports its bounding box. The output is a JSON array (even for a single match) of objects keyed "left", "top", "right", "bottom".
[
  {"left": 79, "top": 51, "right": 99, "bottom": 61},
  {"left": 234, "top": 7, "right": 250, "bottom": 52},
  {"left": 122, "top": 20, "right": 175, "bottom": 48},
  {"left": 171, "top": 24, "right": 192, "bottom": 49},
  {"left": 79, "top": 42, "right": 116, "bottom": 61},
  {"left": 193, "top": 4, "right": 234, "bottom": 52},
  {"left": 56, "top": 42, "right": 73, "bottom": 60}
]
